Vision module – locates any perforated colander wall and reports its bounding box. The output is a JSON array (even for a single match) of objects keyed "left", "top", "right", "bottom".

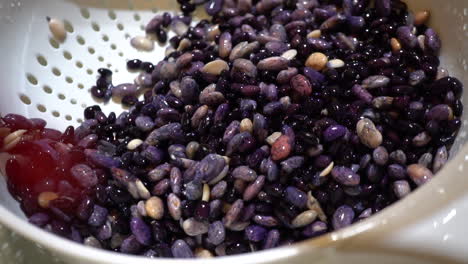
[{"left": 1, "top": 0, "right": 185, "bottom": 131}]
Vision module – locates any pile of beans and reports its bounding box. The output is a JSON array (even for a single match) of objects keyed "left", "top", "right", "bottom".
[{"left": 0, "top": 0, "right": 464, "bottom": 259}]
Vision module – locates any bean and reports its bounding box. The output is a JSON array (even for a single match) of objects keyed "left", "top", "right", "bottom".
[
  {"left": 332, "top": 205, "right": 354, "bottom": 230},
  {"left": 208, "top": 221, "right": 225, "bottom": 246},
  {"left": 47, "top": 17, "right": 66, "bottom": 42},
  {"left": 201, "top": 60, "right": 229, "bottom": 75},
  {"left": 433, "top": 146, "right": 448, "bottom": 173},
  {"left": 245, "top": 225, "right": 267, "bottom": 242},
  {"left": 182, "top": 218, "right": 209, "bottom": 236},
  {"left": 243, "top": 175, "right": 266, "bottom": 201},
  {"left": 356, "top": 118, "right": 382, "bottom": 149},
  {"left": 263, "top": 229, "right": 280, "bottom": 249},
  {"left": 331, "top": 166, "right": 360, "bottom": 186},
  {"left": 167, "top": 193, "right": 182, "bottom": 220},
  {"left": 393, "top": 180, "right": 411, "bottom": 199},
  {"left": 131, "top": 36, "right": 155, "bottom": 51},
  {"left": 224, "top": 199, "right": 244, "bottom": 226},
  {"left": 362, "top": 75, "right": 390, "bottom": 89},
  {"left": 290, "top": 74, "right": 312, "bottom": 96},
  {"left": 219, "top": 32, "right": 232, "bottom": 58},
  {"left": 407, "top": 164, "right": 433, "bottom": 186},
  {"left": 257, "top": 56, "right": 289, "bottom": 71},
  {"left": 271, "top": 135, "right": 292, "bottom": 161},
  {"left": 171, "top": 240, "right": 194, "bottom": 258},
  {"left": 145, "top": 197, "right": 164, "bottom": 220},
  {"left": 285, "top": 186, "right": 307, "bottom": 208},
  {"left": 305, "top": 52, "right": 328, "bottom": 71},
  {"left": 232, "top": 166, "right": 257, "bottom": 182},
  {"left": 291, "top": 210, "right": 318, "bottom": 228},
  {"left": 38, "top": 192, "right": 58, "bottom": 209}
]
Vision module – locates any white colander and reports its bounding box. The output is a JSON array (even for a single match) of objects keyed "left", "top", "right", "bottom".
[{"left": 0, "top": 0, "right": 467, "bottom": 263}]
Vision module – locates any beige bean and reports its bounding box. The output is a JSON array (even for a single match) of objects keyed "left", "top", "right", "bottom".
[
  {"left": 127, "top": 139, "right": 143, "bottom": 150},
  {"left": 305, "top": 52, "right": 328, "bottom": 71},
  {"left": 145, "top": 196, "right": 164, "bottom": 220},
  {"left": 391, "top": 38, "right": 401, "bottom": 52},
  {"left": 195, "top": 248, "right": 214, "bottom": 258},
  {"left": 414, "top": 10, "right": 430, "bottom": 26},
  {"left": 281, "top": 49, "right": 298, "bottom": 60},
  {"left": 319, "top": 161, "right": 334, "bottom": 177},
  {"left": 207, "top": 25, "right": 221, "bottom": 42},
  {"left": 266, "top": 132, "right": 282, "bottom": 145},
  {"left": 291, "top": 210, "right": 318, "bottom": 228},
  {"left": 177, "top": 38, "right": 192, "bottom": 51},
  {"left": 202, "top": 184, "right": 210, "bottom": 202},
  {"left": 356, "top": 118, "right": 382, "bottom": 149},
  {"left": 327, "top": 59, "right": 345, "bottom": 69},
  {"left": 38, "top": 192, "right": 59, "bottom": 208},
  {"left": 48, "top": 17, "right": 66, "bottom": 42},
  {"left": 307, "top": 191, "right": 327, "bottom": 221},
  {"left": 307, "top": 29, "right": 321, "bottom": 38},
  {"left": 135, "top": 179, "right": 151, "bottom": 199},
  {"left": 240, "top": 118, "right": 253, "bottom": 133},
  {"left": 201, "top": 60, "right": 229, "bottom": 75},
  {"left": 130, "top": 36, "right": 154, "bottom": 51}
]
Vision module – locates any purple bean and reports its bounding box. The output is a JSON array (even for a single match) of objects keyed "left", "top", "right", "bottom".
[
  {"left": 88, "top": 205, "right": 108, "bottom": 227},
  {"left": 233, "top": 58, "right": 258, "bottom": 78},
  {"left": 224, "top": 199, "right": 244, "bottom": 226},
  {"left": 387, "top": 164, "right": 406, "bottom": 180},
  {"left": 226, "top": 132, "right": 256, "bottom": 155},
  {"left": 397, "top": 26, "right": 418, "bottom": 49},
  {"left": 245, "top": 225, "right": 267, "bottom": 242},
  {"left": 320, "top": 14, "right": 346, "bottom": 32},
  {"left": 184, "top": 180, "right": 203, "bottom": 200},
  {"left": 211, "top": 181, "right": 227, "bottom": 200},
  {"left": 307, "top": 38, "right": 332, "bottom": 50},
  {"left": 393, "top": 180, "right": 411, "bottom": 199},
  {"left": 323, "top": 125, "right": 347, "bottom": 142},
  {"left": 223, "top": 120, "right": 240, "bottom": 143},
  {"left": 208, "top": 221, "right": 225, "bottom": 246},
  {"left": 219, "top": 32, "right": 232, "bottom": 58},
  {"left": 195, "top": 154, "right": 226, "bottom": 183},
  {"left": 205, "top": 0, "right": 224, "bottom": 16},
  {"left": 145, "top": 123, "right": 184, "bottom": 145},
  {"left": 302, "top": 221, "right": 327, "bottom": 238},
  {"left": 372, "top": 146, "right": 388, "bottom": 166},
  {"left": 277, "top": 68, "right": 298, "bottom": 84},
  {"left": 232, "top": 166, "right": 258, "bottom": 182},
  {"left": 130, "top": 217, "right": 152, "bottom": 246},
  {"left": 280, "top": 156, "right": 304, "bottom": 174},
  {"left": 352, "top": 84, "right": 373, "bottom": 103},
  {"left": 29, "top": 213, "right": 50, "bottom": 227},
  {"left": 257, "top": 57, "right": 289, "bottom": 71},
  {"left": 243, "top": 175, "right": 266, "bottom": 201},
  {"left": 96, "top": 220, "right": 112, "bottom": 240},
  {"left": 120, "top": 235, "right": 142, "bottom": 254},
  {"left": 332, "top": 205, "right": 355, "bottom": 230},
  {"left": 284, "top": 186, "right": 307, "bottom": 208},
  {"left": 331, "top": 166, "right": 360, "bottom": 186},
  {"left": 424, "top": 28, "right": 441, "bottom": 55},
  {"left": 253, "top": 215, "right": 278, "bottom": 227},
  {"left": 262, "top": 229, "right": 280, "bottom": 249},
  {"left": 152, "top": 179, "right": 170, "bottom": 196},
  {"left": 70, "top": 164, "right": 98, "bottom": 188}
]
